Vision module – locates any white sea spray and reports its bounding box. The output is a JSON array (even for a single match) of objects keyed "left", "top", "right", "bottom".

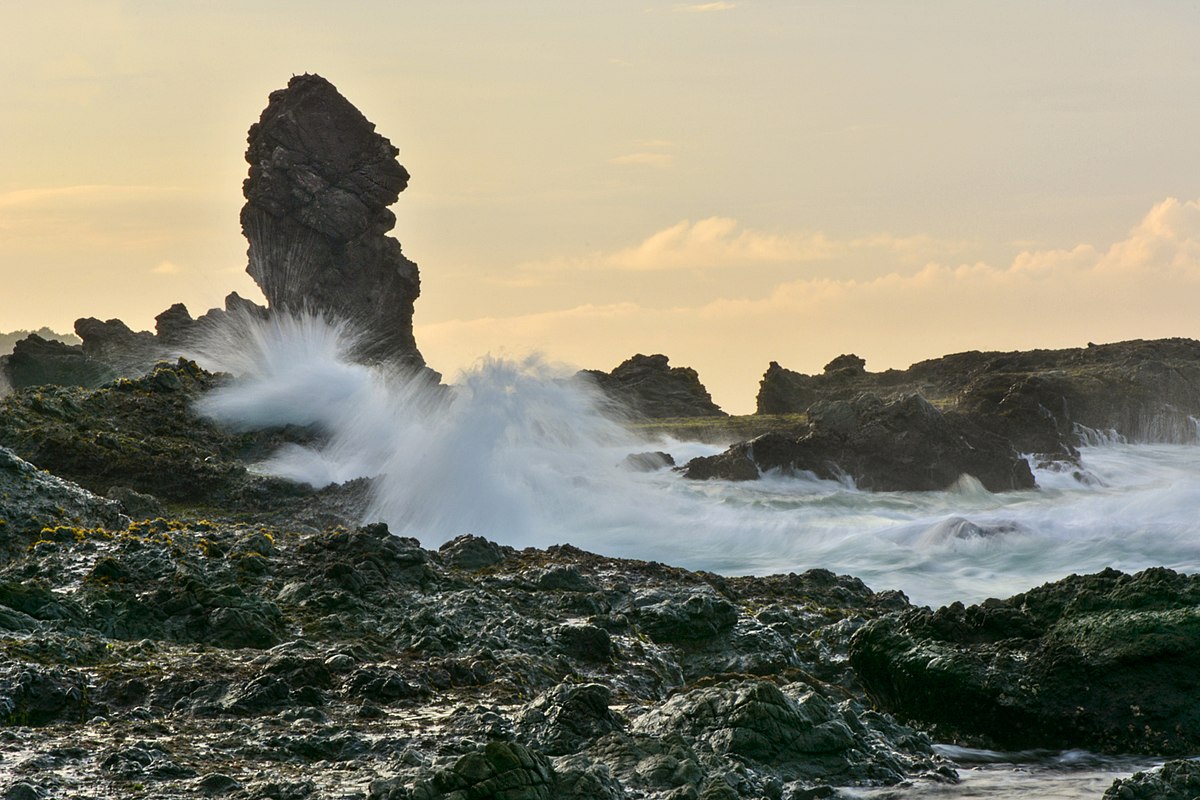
[{"left": 192, "top": 312, "right": 1200, "bottom": 608}]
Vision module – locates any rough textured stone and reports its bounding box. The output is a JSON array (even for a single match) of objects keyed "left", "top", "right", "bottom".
[
  {"left": 241, "top": 73, "right": 423, "bottom": 368},
  {"left": 1103, "top": 759, "right": 1200, "bottom": 800},
  {"left": 757, "top": 338, "right": 1200, "bottom": 449},
  {"left": 684, "top": 393, "right": 1034, "bottom": 492},
  {"left": 850, "top": 567, "right": 1200, "bottom": 755},
  {"left": 581, "top": 354, "right": 725, "bottom": 418},
  {"left": 2, "top": 334, "right": 116, "bottom": 389}
]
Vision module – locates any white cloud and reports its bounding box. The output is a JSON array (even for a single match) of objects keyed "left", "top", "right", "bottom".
[
  {"left": 151, "top": 260, "right": 183, "bottom": 275},
  {"left": 674, "top": 2, "right": 736, "bottom": 12},
  {"left": 517, "top": 217, "right": 965, "bottom": 274},
  {"left": 418, "top": 198, "right": 1200, "bottom": 413}
]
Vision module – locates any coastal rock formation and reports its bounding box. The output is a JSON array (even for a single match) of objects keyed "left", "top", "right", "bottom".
[
  {"left": 0, "top": 511, "right": 947, "bottom": 798},
  {"left": 0, "top": 446, "right": 127, "bottom": 558},
  {"left": 241, "top": 73, "right": 424, "bottom": 368},
  {"left": 756, "top": 339, "right": 1200, "bottom": 449},
  {"left": 1104, "top": 760, "right": 1200, "bottom": 799},
  {"left": 2, "top": 334, "right": 116, "bottom": 389},
  {"left": 581, "top": 353, "right": 725, "bottom": 418},
  {"left": 74, "top": 317, "right": 164, "bottom": 372},
  {"left": 849, "top": 567, "right": 1200, "bottom": 755},
  {"left": 683, "top": 393, "right": 1034, "bottom": 492}
]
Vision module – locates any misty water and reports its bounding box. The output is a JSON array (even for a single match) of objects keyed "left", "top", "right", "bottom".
[{"left": 193, "top": 313, "right": 1199, "bottom": 798}]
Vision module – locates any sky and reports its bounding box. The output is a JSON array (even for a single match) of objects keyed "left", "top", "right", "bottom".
[{"left": 2, "top": 1, "right": 1199, "bottom": 413}]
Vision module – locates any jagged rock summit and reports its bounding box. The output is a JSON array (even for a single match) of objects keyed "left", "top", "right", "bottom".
[
  {"left": 241, "top": 73, "right": 424, "bottom": 367},
  {"left": 581, "top": 354, "right": 726, "bottom": 418}
]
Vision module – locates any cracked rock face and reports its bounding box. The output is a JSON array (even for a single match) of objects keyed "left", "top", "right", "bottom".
[{"left": 241, "top": 73, "right": 424, "bottom": 368}]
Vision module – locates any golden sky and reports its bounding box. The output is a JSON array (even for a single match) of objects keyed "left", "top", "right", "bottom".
[{"left": 2, "top": 1, "right": 1199, "bottom": 412}]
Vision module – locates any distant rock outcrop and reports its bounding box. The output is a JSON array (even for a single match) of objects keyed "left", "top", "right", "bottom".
[
  {"left": 3, "top": 334, "right": 116, "bottom": 390},
  {"left": 241, "top": 73, "right": 424, "bottom": 368},
  {"left": 581, "top": 354, "right": 725, "bottom": 418},
  {"left": 757, "top": 339, "right": 1200, "bottom": 451},
  {"left": 683, "top": 393, "right": 1034, "bottom": 492}
]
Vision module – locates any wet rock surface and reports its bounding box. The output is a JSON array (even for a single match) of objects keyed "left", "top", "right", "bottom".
[
  {"left": 757, "top": 338, "right": 1200, "bottom": 448},
  {"left": 0, "top": 360, "right": 355, "bottom": 522},
  {"left": 1103, "top": 759, "right": 1200, "bottom": 799},
  {"left": 849, "top": 567, "right": 1200, "bottom": 756},
  {"left": 683, "top": 393, "right": 1034, "bottom": 492},
  {"left": 582, "top": 353, "right": 726, "bottom": 419},
  {"left": 0, "top": 492, "right": 943, "bottom": 799}
]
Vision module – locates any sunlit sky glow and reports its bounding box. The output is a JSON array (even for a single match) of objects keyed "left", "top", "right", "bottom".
[{"left": 3, "top": 1, "right": 1199, "bottom": 412}]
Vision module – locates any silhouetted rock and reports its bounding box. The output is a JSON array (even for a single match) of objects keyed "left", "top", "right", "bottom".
[
  {"left": 241, "top": 73, "right": 423, "bottom": 368},
  {"left": 153, "top": 304, "right": 194, "bottom": 346},
  {"left": 684, "top": 393, "right": 1034, "bottom": 492},
  {"left": 581, "top": 353, "right": 725, "bottom": 418},
  {"left": 73, "top": 317, "right": 164, "bottom": 375},
  {"left": 619, "top": 451, "right": 676, "bottom": 471},
  {"left": 850, "top": 567, "right": 1200, "bottom": 755},
  {"left": 757, "top": 361, "right": 816, "bottom": 415},
  {"left": 756, "top": 339, "right": 1200, "bottom": 449},
  {"left": 2, "top": 334, "right": 116, "bottom": 389},
  {"left": 823, "top": 353, "right": 866, "bottom": 377}
]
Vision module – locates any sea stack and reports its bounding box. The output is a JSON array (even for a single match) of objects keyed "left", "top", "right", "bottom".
[{"left": 241, "top": 73, "right": 424, "bottom": 368}]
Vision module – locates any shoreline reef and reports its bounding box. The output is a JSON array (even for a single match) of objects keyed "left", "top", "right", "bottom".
[{"left": 4, "top": 72, "right": 1200, "bottom": 798}]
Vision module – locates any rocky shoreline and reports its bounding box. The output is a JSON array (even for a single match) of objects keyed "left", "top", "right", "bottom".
[
  {"left": 2, "top": 362, "right": 1200, "bottom": 798},
  {"left": 4, "top": 72, "right": 1200, "bottom": 799}
]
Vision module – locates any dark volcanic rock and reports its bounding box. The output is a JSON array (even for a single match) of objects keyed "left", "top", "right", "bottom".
[
  {"left": 515, "top": 683, "right": 625, "bottom": 756},
  {"left": 581, "top": 353, "right": 725, "bottom": 418},
  {"left": 74, "top": 317, "right": 164, "bottom": 374},
  {"left": 154, "top": 303, "right": 195, "bottom": 346},
  {"left": 849, "top": 567, "right": 1200, "bottom": 755},
  {"left": 684, "top": 393, "right": 1034, "bottom": 492},
  {"left": 757, "top": 361, "right": 816, "bottom": 415},
  {"left": 757, "top": 338, "right": 1200, "bottom": 447},
  {"left": 411, "top": 741, "right": 556, "bottom": 800},
  {"left": 3, "top": 334, "right": 116, "bottom": 389},
  {"left": 1104, "top": 759, "right": 1200, "bottom": 800},
  {"left": 241, "top": 73, "right": 423, "bottom": 368},
  {"left": 0, "top": 446, "right": 127, "bottom": 550}
]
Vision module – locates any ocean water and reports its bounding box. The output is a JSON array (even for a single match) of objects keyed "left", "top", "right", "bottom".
[
  {"left": 193, "top": 313, "right": 1199, "bottom": 797},
  {"left": 194, "top": 312, "right": 1200, "bottom": 610}
]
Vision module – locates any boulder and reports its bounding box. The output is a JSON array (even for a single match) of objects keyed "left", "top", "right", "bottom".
[
  {"left": 154, "top": 303, "right": 195, "bottom": 346},
  {"left": 581, "top": 353, "right": 725, "bottom": 419},
  {"left": 757, "top": 361, "right": 816, "bottom": 415},
  {"left": 410, "top": 741, "right": 556, "bottom": 800},
  {"left": 2, "top": 334, "right": 116, "bottom": 389},
  {"left": 74, "top": 317, "right": 163, "bottom": 373},
  {"left": 684, "top": 393, "right": 1034, "bottom": 492},
  {"left": 241, "top": 73, "right": 424, "bottom": 368},
  {"left": 630, "top": 679, "right": 947, "bottom": 788},
  {"left": 849, "top": 567, "right": 1200, "bottom": 755},
  {"left": 0, "top": 446, "right": 127, "bottom": 550},
  {"left": 1103, "top": 759, "right": 1200, "bottom": 800}
]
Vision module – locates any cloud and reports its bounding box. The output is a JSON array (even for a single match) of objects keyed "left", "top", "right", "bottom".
[
  {"left": 517, "top": 217, "right": 966, "bottom": 274},
  {"left": 418, "top": 198, "right": 1200, "bottom": 413},
  {"left": 151, "top": 260, "right": 183, "bottom": 275},
  {"left": 674, "top": 2, "right": 736, "bottom": 12},
  {"left": 609, "top": 152, "right": 674, "bottom": 168}
]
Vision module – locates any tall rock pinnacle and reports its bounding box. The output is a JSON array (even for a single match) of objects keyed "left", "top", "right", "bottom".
[{"left": 241, "top": 74, "right": 424, "bottom": 367}]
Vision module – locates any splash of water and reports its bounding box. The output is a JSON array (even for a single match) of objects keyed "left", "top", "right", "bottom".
[
  {"left": 192, "top": 311, "right": 652, "bottom": 547},
  {"left": 194, "top": 312, "right": 1200, "bottom": 608}
]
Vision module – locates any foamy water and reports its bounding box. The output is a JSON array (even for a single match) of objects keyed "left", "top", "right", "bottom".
[
  {"left": 191, "top": 313, "right": 1200, "bottom": 796},
  {"left": 194, "top": 313, "right": 1200, "bottom": 609}
]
